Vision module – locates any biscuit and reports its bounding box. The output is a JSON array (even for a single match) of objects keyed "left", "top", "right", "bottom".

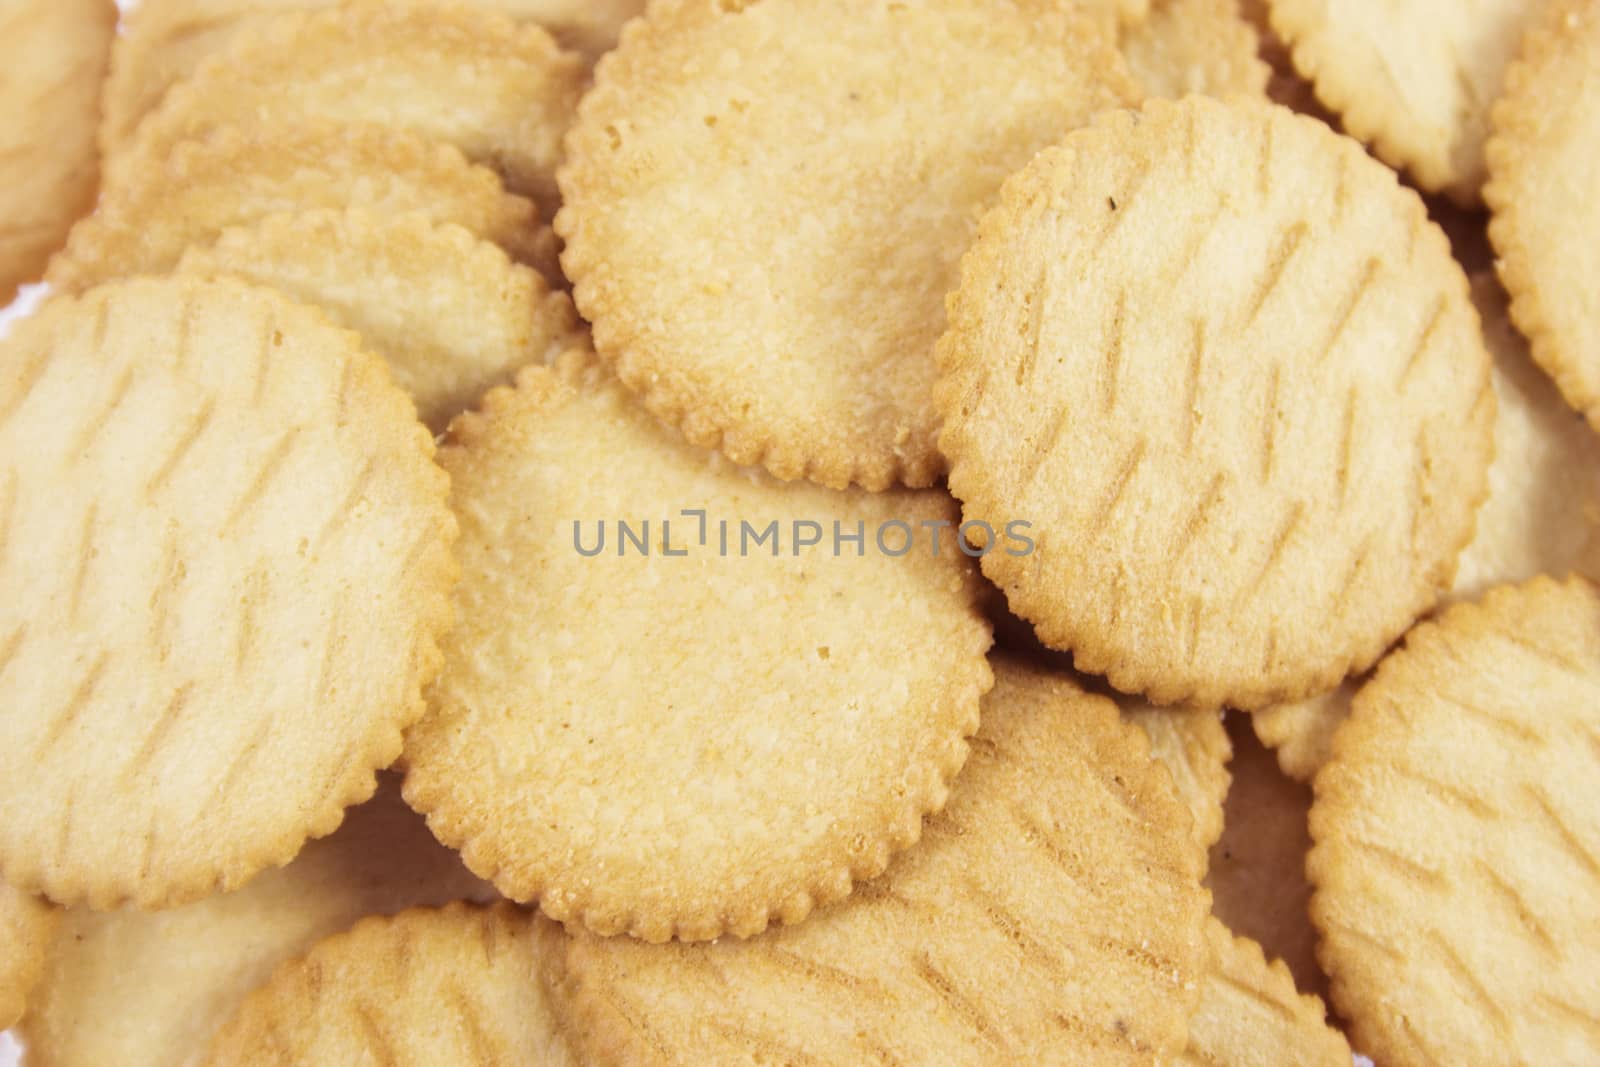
[
  {"left": 1119, "top": 0, "right": 1271, "bottom": 100},
  {"left": 201, "top": 902, "right": 576, "bottom": 1066},
  {"left": 1177, "top": 918, "right": 1351, "bottom": 1067},
  {"left": 100, "top": 0, "right": 641, "bottom": 156},
  {"left": 1311, "top": 575, "right": 1600, "bottom": 1065},
  {"left": 0, "top": 0, "right": 115, "bottom": 304},
  {"left": 1268, "top": 0, "right": 1536, "bottom": 204},
  {"left": 48, "top": 122, "right": 553, "bottom": 295},
  {"left": 1253, "top": 274, "right": 1600, "bottom": 781},
  {"left": 557, "top": 0, "right": 1138, "bottom": 491},
  {"left": 559, "top": 656, "right": 1209, "bottom": 1064},
  {"left": 178, "top": 208, "right": 580, "bottom": 432},
  {"left": 404, "top": 343, "right": 993, "bottom": 942},
  {"left": 115, "top": 0, "right": 584, "bottom": 211},
  {"left": 20, "top": 777, "right": 494, "bottom": 1067},
  {"left": 937, "top": 95, "right": 1494, "bottom": 710},
  {"left": 1485, "top": 0, "right": 1600, "bottom": 430},
  {"left": 1122, "top": 701, "right": 1232, "bottom": 852},
  {"left": 1206, "top": 718, "right": 1326, "bottom": 999},
  {"left": 0, "top": 276, "right": 457, "bottom": 909},
  {"left": 0, "top": 883, "right": 57, "bottom": 1031}
]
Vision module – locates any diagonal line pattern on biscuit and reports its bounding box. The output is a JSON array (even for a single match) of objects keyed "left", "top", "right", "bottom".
[
  {"left": 1436, "top": 689, "right": 1543, "bottom": 746},
  {"left": 1182, "top": 318, "right": 1206, "bottom": 448},
  {"left": 353, "top": 1001, "right": 402, "bottom": 1067},
  {"left": 1326, "top": 920, "right": 1403, "bottom": 965},
  {"left": 35, "top": 650, "right": 110, "bottom": 762},
  {"left": 962, "top": 878, "right": 1067, "bottom": 978},
  {"left": 66, "top": 500, "right": 97, "bottom": 625},
  {"left": 0, "top": 624, "right": 24, "bottom": 680},
  {"left": 145, "top": 398, "right": 217, "bottom": 499},
  {"left": 0, "top": 347, "right": 49, "bottom": 430},
  {"left": 1474, "top": 859, "right": 1558, "bottom": 957},
  {"left": 1537, "top": 994, "right": 1600, "bottom": 1041},
  {"left": 1487, "top": 623, "right": 1593, "bottom": 680},
  {"left": 1315, "top": 258, "right": 1381, "bottom": 367},
  {"left": 705, "top": 1018, "right": 831, "bottom": 1067},
  {"left": 1215, "top": 967, "right": 1300, "bottom": 1023},
  {"left": 65, "top": 363, "right": 134, "bottom": 467},
  {"left": 912, "top": 952, "right": 1014, "bottom": 1054},
  {"left": 252, "top": 307, "right": 277, "bottom": 408},
  {"left": 1427, "top": 930, "right": 1510, "bottom": 1030},
  {"left": 1240, "top": 502, "right": 1305, "bottom": 606},
  {"left": 764, "top": 948, "right": 888, "bottom": 999},
  {"left": 1525, "top": 784, "right": 1600, "bottom": 879},
  {"left": 221, "top": 427, "right": 302, "bottom": 536},
  {"left": 1345, "top": 834, "right": 1447, "bottom": 889},
  {"left": 1392, "top": 761, "right": 1498, "bottom": 821},
  {"left": 119, "top": 683, "right": 195, "bottom": 789},
  {"left": 1094, "top": 438, "right": 1148, "bottom": 525},
  {"left": 1398, "top": 297, "right": 1449, "bottom": 389},
  {"left": 1100, "top": 290, "right": 1127, "bottom": 413},
  {"left": 1245, "top": 223, "right": 1308, "bottom": 328},
  {"left": 447, "top": 981, "right": 503, "bottom": 1064},
  {"left": 1168, "top": 472, "right": 1227, "bottom": 571}
]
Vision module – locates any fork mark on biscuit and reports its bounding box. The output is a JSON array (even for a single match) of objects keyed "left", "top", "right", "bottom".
[
  {"left": 66, "top": 501, "right": 98, "bottom": 625},
  {"left": 1099, "top": 936, "right": 1184, "bottom": 985},
  {"left": 1327, "top": 920, "right": 1402, "bottom": 964},
  {"left": 1257, "top": 114, "right": 1274, "bottom": 198},
  {"left": 1487, "top": 623, "right": 1591, "bottom": 680},
  {"left": 1537, "top": 994, "right": 1600, "bottom": 1040},
  {"left": 54, "top": 782, "right": 78, "bottom": 872},
  {"left": 766, "top": 948, "right": 886, "bottom": 998},
  {"left": 912, "top": 953, "right": 1013, "bottom": 1053},
  {"left": 447, "top": 980, "right": 503, "bottom": 1064},
  {"left": 1259, "top": 364, "right": 1282, "bottom": 482},
  {"left": 252, "top": 307, "right": 277, "bottom": 407},
  {"left": 1169, "top": 472, "right": 1226, "bottom": 568},
  {"left": 1428, "top": 931, "right": 1510, "bottom": 1030},
  {"left": 1330, "top": 535, "right": 1372, "bottom": 619},
  {"left": 145, "top": 398, "right": 216, "bottom": 498},
  {"left": 1474, "top": 859, "right": 1558, "bottom": 956},
  {"left": 0, "top": 347, "right": 49, "bottom": 431},
  {"left": 1006, "top": 804, "right": 1088, "bottom": 891},
  {"left": 1094, "top": 438, "right": 1146, "bottom": 524},
  {"left": 1393, "top": 761, "right": 1497, "bottom": 822},
  {"left": 1259, "top": 629, "right": 1276, "bottom": 674},
  {"left": 1184, "top": 596, "right": 1203, "bottom": 664},
  {"left": 234, "top": 564, "right": 268, "bottom": 673},
  {"left": 221, "top": 426, "right": 302, "bottom": 536},
  {"left": 1016, "top": 406, "right": 1067, "bottom": 496},
  {"left": 0, "top": 624, "right": 24, "bottom": 679},
  {"left": 1242, "top": 502, "right": 1304, "bottom": 604},
  {"left": 1335, "top": 387, "right": 1357, "bottom": 504},
  {"left": 1182, "top": 319, "right": 1206, "bottom": 448},
  {"left": 1316, "top": 259, "right": 1379, "bottom": 367},
  {"left": 1246, "top": 223, "right": 1307, "bottom": 328},
  {"left": 1165, "top": 197, "right": 1225, "bottom": 289},
  {"left": 172, "top": 290, "right": 197, "bottom": 374},
  {"left": 963, "top": 879, "right": 1063, "bottom": 977},
  {"left": 1346, "top": 834, "right": 1446, "bottom": 889},
  {"left": 1525, "top": 784, "right": 1600, "bottom": 879},
  {"left": 0, "top": 469, "right": 14, "bottom": 568},
  {"left": 310, "top": 457, "right": 377, "bottom": 555},
  {"left": 1050, "top": 1010, "right": 1149, "bottom": 1054},
  {"left": 706, "top": 1019, "right": 830, "bottom": 1066},
  {"left": 353, "top": 1001, "right": 402, "bottom": 1067},
  {"left": 208, "top": 717, "right": 274, "bottom": 814},
  {"left": 1101, "top": 290, "right": 1126, "bottom": 413},
  {"left": 594, "top": 984, "right": 674, "bottom": 1060},
  {"left": 1015, "top": 263, "right": 1053, "bottom": 387},
  {"left": 1397, "top": 296, "right": 1448, "bottom": 389},
  {"left": 120, "top": 684, "right": 195, "bottom": 789},
  {"left": 65, "top": 363, "right": 135, "bottom": 466},
  {"left": 334, "top": 356, "right": 357, "bottom": 425},
  {"left": 1332, "top": 152, "right": 1352, "bottom": 226},
  {"left": 36, "top": 651, "right": 109, "bottom": 762},
  {"left": 1437, "top": 690, "right": 1542, "bottom": 747},
  {"left": 1216, "top": 967, "right": 1298, "bottom": 1022}
]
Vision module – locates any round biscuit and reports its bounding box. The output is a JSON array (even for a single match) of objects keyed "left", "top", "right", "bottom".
[
  {"left": 200, "top": 903, "right": 575, "bottom": 1066},
  {"left": 0, "top": 0, "right": 115, "bottom": 304},
  {"left": 113, "top": 0, "right": 584, "bottom": 211},
  {"left": 557, "top": 0, "right": 1137, "bottom": 491},
  {"left": 0, "top": 276, "right": 458, "bottom": 909},
  {"left": 1268, "top": 0, "right": 1538, "bottom": 205},
  {"left": 177, "top": 208, "right": 580, "bottom": 432},
  {"left": 936, "top": 95, "right": 1494, "bottom": 711},
  {"left": 48, "top": 122, "right": 553, "bottom": 295},
  {"left": 1311, "top": 575, "right": 1600, "bottom": 1065},
  {"left": 1485, "top": 0, "right": 1600, "bottom": 431},
  {"left": 404, "top": 344, "right": 994, "bottom": 942}
]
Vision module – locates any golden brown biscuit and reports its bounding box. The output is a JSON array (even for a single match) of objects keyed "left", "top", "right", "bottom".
[
  {"left": 1486, "top": 0, "right": 1600, "bottom": 430},
  {"left": 557, "top": 0, "right": 1137, "bottom": 490},
  {"left": 405, "top": 344, "right": 994, "bottom": 942},
  {"left": 114, "top": 0, "right": 584, "bottom": 210},
  {"left": 0, "top": 882, "right": 57, "bottom": 1031},
  {"left": 0, "top": 277, "right": 457, "bottom": 910},
  {"left": 937, "top": 95, "right": 1493, "bottom": 711},
  {"left": 559, "top": 657, "right": 1209, "bottom": 1064},
  {"left": 1269, "top": 0, "right": 1537, "bottom": 204},
  {"left": 177, "top": 208, "right": 580, "bottom": 431},
  {"left": 0, "top": 0, "right": 115, "bottom": 303},
  {"left": 20, "top": 778, "right": 494, "bottom": 1067},
  {"left": 1119, "top": 0, "right": 1270, "bottom": 100},
  {"left": 48, "top": 122, "right": 553, "bottom": 294},
  {"left": 201, "top": 903, "right": 575, "bottom": 1065},
  {"left": 1177, "top": 918, "right": 1351, "bottom": 1067},
  {"left": 101, "top": 0, "right": 642, "bottom": 157},
  {"left": 1312, "top": 576, "right": 1600, "bottom": 1064}
]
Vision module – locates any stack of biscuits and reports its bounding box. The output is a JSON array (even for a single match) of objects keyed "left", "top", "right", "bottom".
[{"left": 0, "top": 0, "right": 1596, "bottom": 1064}]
